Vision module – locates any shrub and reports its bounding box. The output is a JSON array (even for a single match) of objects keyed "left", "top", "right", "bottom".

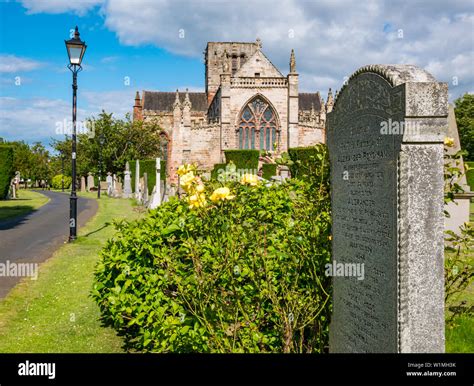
[
  {"left": 288, "top": 145, "right": 329, "bottom": 183},
  {"left": 51, "top": 174, "right": 72, "bottom": 190},
  {"left": 0, "top": 145, "right": 14, "bottom": 199},
  {"left": 466, "top": 162, "right": 474, "bottom": 191},
  {"left": 224, "top": 150, "right": 259, "bottom": 172},
  {"left": 93, "top": 145, "right": 331, "bottom": 353},
  {"left": 211, "top": 163, "right": 227, "bottom": 181},
  {"left": 129, "top": 159, "right": 166, "bottom": 193},
  {"left": 262, "top": 163, "right": 277, "bottom": 180}
]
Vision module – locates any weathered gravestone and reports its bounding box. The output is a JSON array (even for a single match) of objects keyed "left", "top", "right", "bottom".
[
  {"left": 87, "top": 172, "right": 95, "bottom": 192},
  {"left": 106, "top": 172, "right": 113, "bottom": 196},
  {"left": 80, "top": 176, "right": 86, "bottom": 193},
  {"left": 327, "top": 64, "right": 447, "bottom": 353}
]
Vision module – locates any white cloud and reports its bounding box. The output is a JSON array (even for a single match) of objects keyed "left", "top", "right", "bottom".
[
  {"left": 20, "top": 0, "right": 103, "bottom": 15},
  {"left": 96, "top": 0, "right": 473, "bottom": 99},
  {"left": 0, "top": 96, "right": 88, "bottom": 143},
  {"left": 0, "top": 55, "right": 43, "bottom": 73},
  {"left": 82, "top": 89, "right": 135, "bottom": 118}
]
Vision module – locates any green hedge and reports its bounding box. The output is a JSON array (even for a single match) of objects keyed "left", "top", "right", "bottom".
[
  {"left": 224, "top": 150, "right": 259, "bottom": 172},
  {"left": 288, "top": 145, "right": 329, "bottom": 182},
  {"left": 129, "top": 159, "right": 166, "bottom": 194},
  {"left": 466, "top": 162, "right": 474, "bottom": 192},
  {"left": 262, "top": 163, "right": 277, "bottom": 180},
  {"left": 0, "top": 145, "right": 14, "bottom": 199},
  {"left": 211, "top": 163, "right": 227, "bottom": 181}
]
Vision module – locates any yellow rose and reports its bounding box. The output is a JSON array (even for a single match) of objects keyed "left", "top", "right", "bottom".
[
  {"left": 444, "top": 137, "right": 454, "bottom": 147},
  {"left": 188, "top": 193, "right": 207, "bottom": 209},
  {"left": 210, "top": 187, "right": 235, "bottom": 203},
  {"left": 180, "top": 171, "right": 195, "bottom": 191},
  {"left": 240, "top": 173, "right": 259, "bottom": 186},
  {"left": 196, "top": 184, "right": 205, "bottom": 193},
  {"left": 177, "top": 163, "right": 197, "bottom": 176}
]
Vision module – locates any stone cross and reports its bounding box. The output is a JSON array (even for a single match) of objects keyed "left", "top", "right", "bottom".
[{"left": 327, "top": 64, "right": 447, "bottom": 353}]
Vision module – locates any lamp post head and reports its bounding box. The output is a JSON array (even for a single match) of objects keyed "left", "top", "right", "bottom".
[{"left": 65, "top": 26, "right": 87, "bottom": 67}]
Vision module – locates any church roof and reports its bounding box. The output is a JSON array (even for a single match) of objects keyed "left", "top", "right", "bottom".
[
  {"left": 298, "top": 93, "right": 322, "bottom": 112},
  {"left": 234, "top": 49, "right": 284, "bottom": 78},
  {"left": 142, "top": 91, "right": 207, "bottom": 112}
]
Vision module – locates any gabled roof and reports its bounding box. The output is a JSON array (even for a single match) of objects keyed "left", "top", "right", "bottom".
[
  {"left": 233, "top": 49, "right": 284, "bottom": 78},
  {"left": 298, "top": 93, "right": 322, "bottom": 112},
  {"left": 142, "top": 91, "right": 207, "bottom": 112}
]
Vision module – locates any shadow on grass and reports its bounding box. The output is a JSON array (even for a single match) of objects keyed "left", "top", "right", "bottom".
[{"left": 83, "top": 222, "right": 111, "bottom": 238}]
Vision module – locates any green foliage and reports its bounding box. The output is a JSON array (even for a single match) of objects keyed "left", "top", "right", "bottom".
[
  {"left": 51, "top": 174, "right": 72, "bottom": 190},
  {"left": 287, "top": 145, "right": 330, "bottom": 185},
  {"left": 262, "top": 163, "right": 277, "bottom": 180},
  {"left": 51, "top": 112, "right": 166, "bottom": 179},
  {"left": 0, "top": 145, "right": 14, "bottom": 199},
  {"left": 93, "top": 145, "right": 331, "bottom": 353},
  {"left": 1, "top": 141, "right": 51, "bottom": 184},
  {"left": 211, "top": 163, "right": 227, "bottom": 181},
  {"left": 224, "top": 150, "right": 259, "bottom": 172},
  {"left": 129, "top": 159, "right": 166, "bottom": 193},
  {"left": 454, "top": 94, "right": 474, "bottom": 161},
  {"left": 466, "top": 162, "right": 474, "bottom": 191}
]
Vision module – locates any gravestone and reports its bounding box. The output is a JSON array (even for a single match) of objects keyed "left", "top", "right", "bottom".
[
  {"left": 135, "top": 160, "right": 140, "bottom": 199},
  {"left": 149, "top": 157, "right": 161, "bottom": 209},
  {"left": 87, "top": 172, "right": 95, "bottom": 192},
  {"left": 327, "top": 64, "right": 447, "bottom": 353},
  {"left": 80, "top": 176, "right": 86, "bottom": 192},
  {"left": 106, "top": 172, "right": 113, "bottom": 196},
  {"left": 123, "top": 162, "right": 132, "bottom": 198},
  {"left": 100, "top": 181, "right": 108, "bottom": 192}
]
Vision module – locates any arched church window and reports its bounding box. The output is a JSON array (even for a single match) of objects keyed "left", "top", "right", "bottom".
[{"left": 238, "top": 97, "right": 279, "bottom": 150}]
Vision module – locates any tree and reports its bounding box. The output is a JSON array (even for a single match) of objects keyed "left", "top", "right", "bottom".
[
  {"left": 51, "top": 111, "right": 166, "bottom": 179},
  {"left": 454, "top": 93, "right": 474, "bottom": 161}
]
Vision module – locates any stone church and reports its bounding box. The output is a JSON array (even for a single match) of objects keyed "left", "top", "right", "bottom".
[{"left": 132, "top": 39, "right": 334, "bottom": 182}]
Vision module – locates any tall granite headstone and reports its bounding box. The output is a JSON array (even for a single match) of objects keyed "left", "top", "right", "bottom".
[{"left": 327, "top": 64, "right": 447, "bottom": 353}]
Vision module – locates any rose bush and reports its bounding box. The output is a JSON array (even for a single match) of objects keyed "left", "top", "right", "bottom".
[{"left": 92, "top": 145, "right": 331, "bottom": 353}]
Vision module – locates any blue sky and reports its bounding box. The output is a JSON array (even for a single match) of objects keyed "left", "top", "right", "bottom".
[{"left": 0, "top": 0, "right": 473, "bottom": 148}]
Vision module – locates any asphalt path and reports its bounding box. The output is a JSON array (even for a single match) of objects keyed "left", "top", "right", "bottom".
[{"left": 0, "top": 191, "right": 98, "bottom": 299}]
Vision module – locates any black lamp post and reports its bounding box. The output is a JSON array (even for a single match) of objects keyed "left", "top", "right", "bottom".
[
  {"left": 65, "top": 26, "right": 87, "bottom": 242},
  {"left": 98, "top": 133, "right": 104, "bottom": 199}
]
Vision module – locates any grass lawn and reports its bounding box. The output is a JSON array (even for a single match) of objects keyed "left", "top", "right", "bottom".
[
  {"left": 0, "top": 193, "right": 143, "bottom": 353},
  {"left": 0, "top": 190, "right": 50, "bottom": 221}
]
